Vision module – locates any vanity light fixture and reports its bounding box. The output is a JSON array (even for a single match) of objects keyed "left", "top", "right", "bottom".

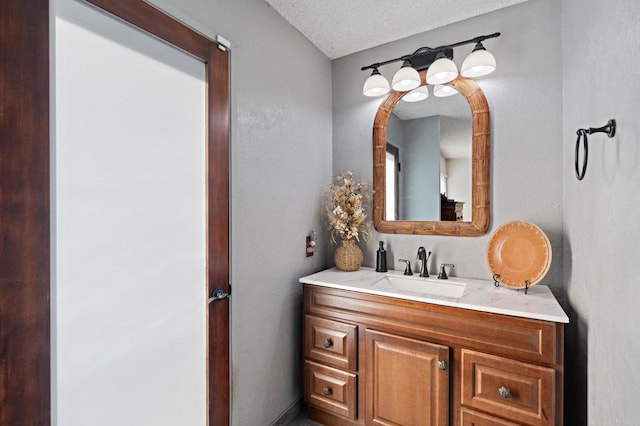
[
  {"left": 363, "top": 68, "right": 390, "bottom": 96},
  {"left": 433, "top": 84, "right": 459, "bottom": 97},
  {"left": 461, "top": 42, "right": 496, "bottom": 77},
  {"left": 401, "top": 85, "right": 429, "bottom": 102},
  {"left": 426, "top": 51, "right": 458, "bottom": 85},
  {"left": 391, "top": 61, "right": 421, "bottom": 91},
  {"left": 361, "top": 32, "right": 500, "bottom": 97}
]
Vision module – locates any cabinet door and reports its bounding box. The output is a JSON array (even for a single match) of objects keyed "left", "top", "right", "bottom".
[{"left": 365, "top": 330, "right": 449, "bottom": 426}]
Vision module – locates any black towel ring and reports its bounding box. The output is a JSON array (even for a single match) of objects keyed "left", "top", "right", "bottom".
[
  {"left": 575, "top": 129, "right": 589, "bottom": 180},
  {"left": 575, "top": 119, "right": 616, "bottom": 181}
]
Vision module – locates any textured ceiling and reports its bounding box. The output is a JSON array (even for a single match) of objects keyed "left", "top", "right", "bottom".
[{"left": 265, "top": 0, "right": 527, "bottom": 59}]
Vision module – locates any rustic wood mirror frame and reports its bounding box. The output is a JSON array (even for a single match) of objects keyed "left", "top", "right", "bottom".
[{"left": 372, "top": 74, "right": 490, "bottom": 236}]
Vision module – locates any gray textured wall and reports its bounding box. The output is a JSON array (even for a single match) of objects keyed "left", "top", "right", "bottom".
[
  {"left": 147, "top": 1, "right": 333, "bottom": 424},
  {"left": 562, "top": 0, "right": 640, "bottom": 424},
  {"left": 332, "top": 0, "right": 563, "bottom": 288}
]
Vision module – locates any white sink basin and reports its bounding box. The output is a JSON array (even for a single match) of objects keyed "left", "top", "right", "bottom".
[{"left": 371, "top": 274, "right": 467, "bottom": 299}]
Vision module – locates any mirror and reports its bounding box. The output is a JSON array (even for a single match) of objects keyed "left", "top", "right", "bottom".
[
  {"left": 373, "top": 74, "right": 490, "bottom": 236},
  {"left": 386, "top": 91, "right": 471, "bottom": 221}
]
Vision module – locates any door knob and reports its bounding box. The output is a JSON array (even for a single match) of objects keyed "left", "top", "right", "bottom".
[{"left": 208, "top": 287, "right": 230, "bottom": 304}]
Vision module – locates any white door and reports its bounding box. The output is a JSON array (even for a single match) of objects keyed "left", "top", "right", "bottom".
[{"left": 53, "top": 0, "right": 207, "bottom": 424}]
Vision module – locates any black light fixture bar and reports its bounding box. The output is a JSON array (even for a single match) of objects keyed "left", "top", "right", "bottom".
[
  {"left": 360, "top": 32, "right": 501, "bottom": 72},
  {"left": 409, "top": 47, "right": 453, "bottom": 71}
]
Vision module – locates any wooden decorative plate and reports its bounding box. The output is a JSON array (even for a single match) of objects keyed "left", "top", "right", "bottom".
[{"left": 487, "top": 221, "right": 552, "bottom": 289}]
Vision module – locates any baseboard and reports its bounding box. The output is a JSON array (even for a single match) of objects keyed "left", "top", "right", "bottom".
[{"left": 270, "top": 398, "right": 303, "bottom": 426}]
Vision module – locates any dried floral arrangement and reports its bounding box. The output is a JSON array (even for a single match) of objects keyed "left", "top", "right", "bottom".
[{"left": 325, "top": 171, "right": 371, "bottom": 243}]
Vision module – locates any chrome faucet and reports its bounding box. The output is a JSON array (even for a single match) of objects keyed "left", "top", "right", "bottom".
[{"left": 416, "top": 247, "right": 431, "bottom": 277}]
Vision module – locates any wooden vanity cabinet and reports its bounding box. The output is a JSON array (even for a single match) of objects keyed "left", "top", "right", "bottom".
[{"left": 302, "top": 284, "right": 564, "bottom": 426}]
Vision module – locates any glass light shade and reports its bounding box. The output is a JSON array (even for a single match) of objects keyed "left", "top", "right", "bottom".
[
  {"left": 391, "top": 65, "right": 421, "bottom": 91},
  {"left": 433, "top": 84, "right": 458, "bottom": 97},
  {"left": 401, "top": 86, "right": 429, "bottom": 102},
  {"left": 363, "top": 71, "right": 390, "bottom": 97},
  {"left": 461, "top": 48, "right": 496, "bottom": 77},
  {"left": 426, "top": 57, "right": 458, "bottom": 85}
]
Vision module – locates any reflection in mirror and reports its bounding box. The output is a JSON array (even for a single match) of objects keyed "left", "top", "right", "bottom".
[
  {"left": 385, "top": 90, "right": 471, "bottom": 221},
  {"left": 372, "top": 76, "right": 490, "bottom": 236}
]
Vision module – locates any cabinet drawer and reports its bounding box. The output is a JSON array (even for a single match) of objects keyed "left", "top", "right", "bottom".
[
  {"left": 305, "top": 315, "right": 357, "bottom": 371},
  {"left": 304, "top": 361, "right": 357, "bottom": 420},
  {"left": 461, "top": 407, "right": 520, "bottom": 425},
  {"left": 461, "top": 350, "right": 555, "bottom": 425}
]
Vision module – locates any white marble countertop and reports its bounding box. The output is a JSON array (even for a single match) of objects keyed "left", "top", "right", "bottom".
[{"left": 299, "top": 267, "right": 569, "bottom": 323}]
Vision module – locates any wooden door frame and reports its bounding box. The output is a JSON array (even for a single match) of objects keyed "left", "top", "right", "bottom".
[
  {"left": 0, "top": 0, "right": 230, "bottom": 424},
  {"left": 1, "top": 0, "right": 51, "bottom": 424}
]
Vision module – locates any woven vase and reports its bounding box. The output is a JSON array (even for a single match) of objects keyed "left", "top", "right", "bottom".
[{"left": 334, "top": 238, "right": 363, "bottom": 272}]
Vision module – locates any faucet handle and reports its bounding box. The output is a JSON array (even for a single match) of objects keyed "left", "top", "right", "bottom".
[
  {"left": 438, "top": 264, "right": 455, "bottom": 280},
  {"left": 398, "top": 259, "right": 413, "bottom": 276}
]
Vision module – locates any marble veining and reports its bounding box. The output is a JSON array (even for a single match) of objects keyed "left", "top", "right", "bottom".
[{"left": 299, "top": 267, "right": 569, "bottom": 323}]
